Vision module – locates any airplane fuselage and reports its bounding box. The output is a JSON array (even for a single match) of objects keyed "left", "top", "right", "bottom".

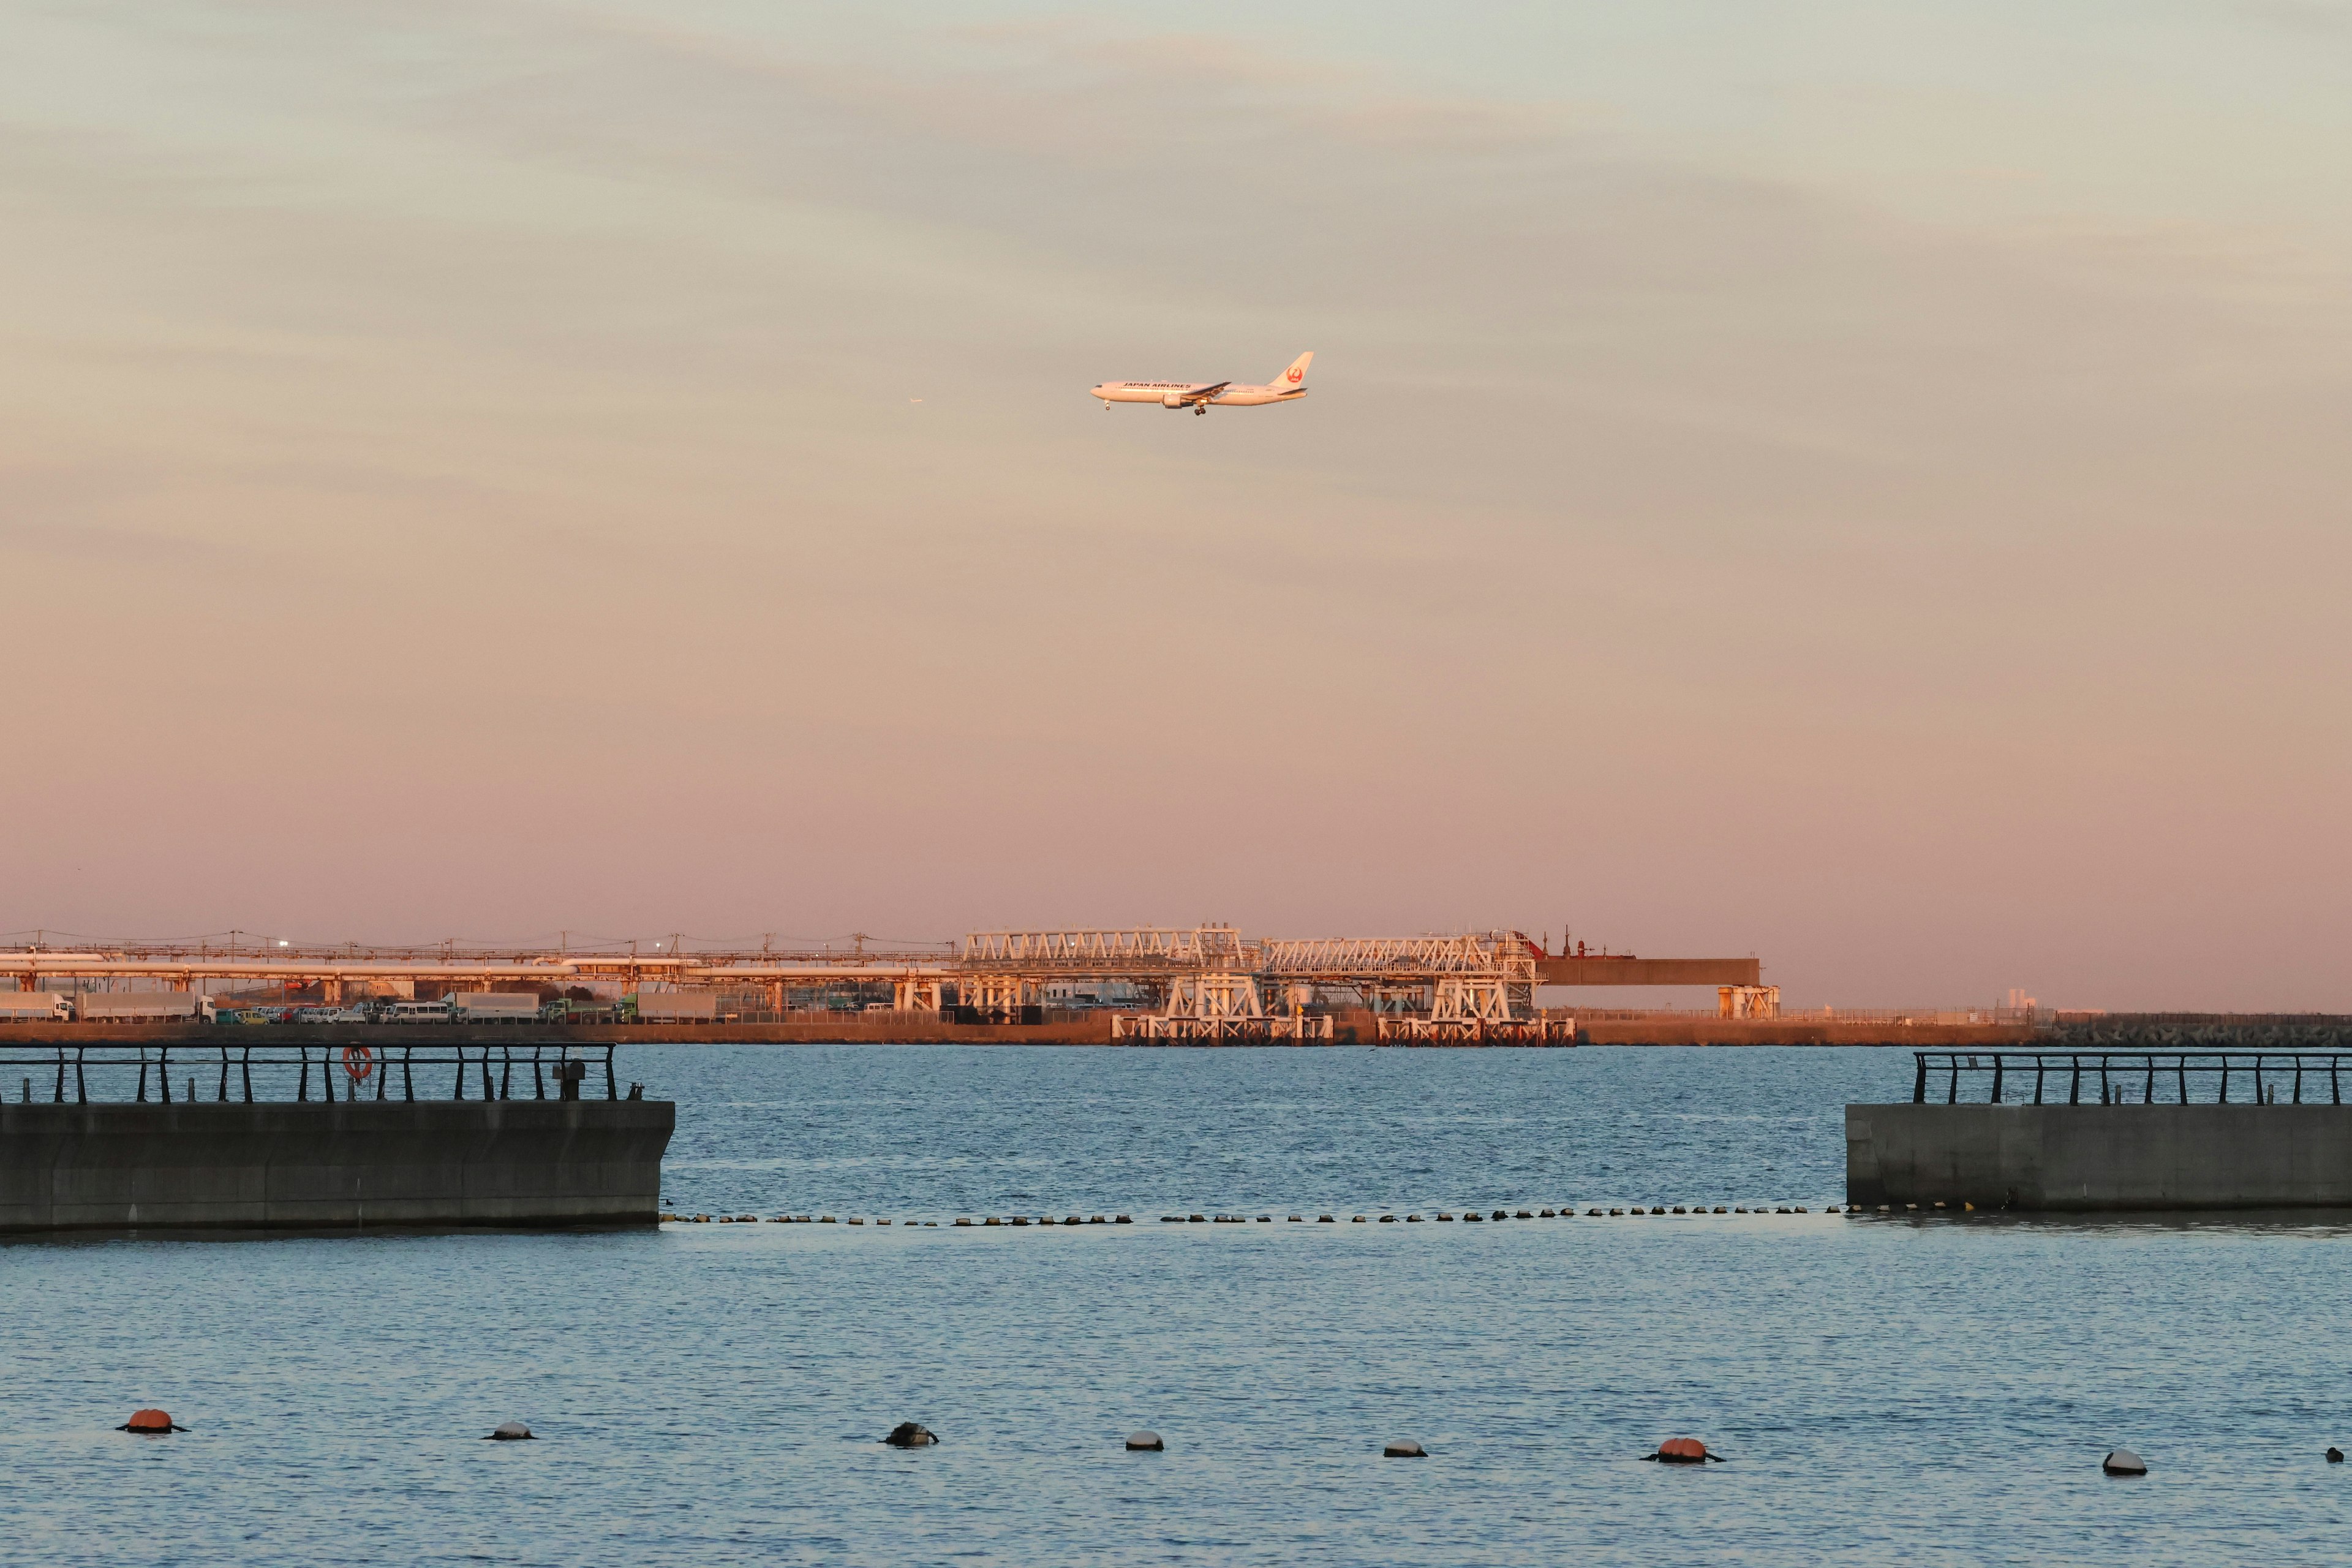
[
  {"left": 1090, "top": 352, "right": 1313, "bottom": 412},
  {"left": 1090, "top": 381, "right": 1307, "bottom": 407}
]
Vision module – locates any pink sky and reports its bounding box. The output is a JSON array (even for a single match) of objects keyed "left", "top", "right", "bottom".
[{"left": 3, "top": 3, "right": 2348, "bottom": 1008}]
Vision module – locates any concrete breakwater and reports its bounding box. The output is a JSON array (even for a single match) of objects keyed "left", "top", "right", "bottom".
[
  {"left": 0, "top": 1099, "right": 673, "bottom": 1232},
  {"left": 1847, "top": 1102, "right": 2352, "bottom": 1210}
]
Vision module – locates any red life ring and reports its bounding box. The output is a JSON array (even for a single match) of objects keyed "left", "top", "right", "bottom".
[{"left": 342, "top": 1044, "right": 375, "bottom": 1082}]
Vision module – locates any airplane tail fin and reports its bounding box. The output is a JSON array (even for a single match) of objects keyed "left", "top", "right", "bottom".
[{"left": 1274, "top": 351, "right": 1312, "bottom": 389}]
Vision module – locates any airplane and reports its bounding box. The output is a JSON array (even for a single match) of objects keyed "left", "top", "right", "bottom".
[{"left": 1091, "top": 352, "right": 1312, "bottom": 415}]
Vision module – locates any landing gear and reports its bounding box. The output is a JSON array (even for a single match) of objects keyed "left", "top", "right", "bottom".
[
  {"left": 1193, "top": 404, "right": 1205, "bottom": 416},
  {"left": 1103, "top": 401, "right": 1111, "bottom": 410}
]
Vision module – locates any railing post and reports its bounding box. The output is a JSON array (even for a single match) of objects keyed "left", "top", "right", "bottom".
[
  {"left": 53, "top": 1047, "right": 65, "bottom": 1104},
  {"left": 136, "top": 1047, "right": 148, "bottom": 1104},
  {"left": 500, "top": 1048, "right": 511, "bottom": 1102},
  {"left": 605, "top": 1047, "right": 617, "bottom": 1101},
  {"left": 2177, "top": 1057, "right": 2187, "bottom": 1104},
  {"left": 1947, "top": 1057, "right": 1960, "bottom": 1104},
  {"left": 2335, "top": 1057, "right": 2343, "bottom": 1106},
  {"left": 2034, "top": 1058, "right": 2045, "bottom": 1104},
  {"left": 2069, "top": 1056, "right": 2081, "bottom": 1105},
  {"left": 402, "top": 1047, "right": 414, "bottom": 1102},
  {"left": 2218, "top": 1058, "right": 2228, "bottom": 1103},
  {"left": 1990, "top": 1057, "right": 2003, "bottom": 1104},
  {"left": 479, "top": 1052, "right": 494, "bottom": 1101},
  {"left": 217, "top": 1046, "right": 228, "bottom": 1102},
  {"left": 241, "top": 1046, "right": 253, "bottom": 1103},
  {"left": 1913, "top": 1054, "right": 1927, "bottom": 1104},
  {"left": 2294, "top": 1058, "right": 2304, "bottom": 1104},
  {"left": 75, "top": 1046, "right": 87, "bottom": 1104},
  {"left": 453, "top": 1047, "right": 466, "bottom": 1101},
  {"left": 532, "top": 1047, "right": 546, "bottom": 1100}
]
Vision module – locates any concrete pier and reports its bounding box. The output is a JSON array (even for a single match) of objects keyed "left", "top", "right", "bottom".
[
  {"left": 0, "top": 1099, "right": 673, "bottom": 1232},
  {"left": 1847, "top": 1102, "right": 2352, "bottom": 1210}
]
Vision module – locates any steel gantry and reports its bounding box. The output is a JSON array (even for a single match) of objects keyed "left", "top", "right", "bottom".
[{"left": 1252, "top": 930, "right": 1562, "bottom": 1042}]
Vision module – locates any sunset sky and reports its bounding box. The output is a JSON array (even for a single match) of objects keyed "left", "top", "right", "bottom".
[{"left": 4, "top": 1, "right": 2348, "bottom": 1007}]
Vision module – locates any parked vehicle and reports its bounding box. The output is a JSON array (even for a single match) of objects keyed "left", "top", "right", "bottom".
[
  {"left": 76, "top": 994, "right": 202, "bottom": 1023},
  {"left": 0, "top": 992, "right": 73, "bottom": 1023},
  {"left": 290, "top": 1006, "right": 374, "bottom": 1025},
  {"left": 628, "top": 992, "right": 717, "bottom": 1022},
  {"left": 383, "top": 1000, "right": 455, "bottom": 1024},
  {"left": 448, "top": 992, "right": 541, "bottom": 1023}
]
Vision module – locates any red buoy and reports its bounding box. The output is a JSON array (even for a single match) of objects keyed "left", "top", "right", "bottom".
[
  {"left": 121, "top": 1408, "right": 179, "bottom": 1434},
  {"left": 1649, "top": 1437, "right": 1719, "bottom": 1464}
]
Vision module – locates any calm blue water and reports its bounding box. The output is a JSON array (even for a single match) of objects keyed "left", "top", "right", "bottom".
[{"left": 7, "top": 1046, "right": 2351, "bottom": 1566}]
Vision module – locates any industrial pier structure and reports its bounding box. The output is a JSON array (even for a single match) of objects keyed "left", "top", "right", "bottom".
[{"left": 1, "top": 929, "right": 1766, "bottom": 1044}]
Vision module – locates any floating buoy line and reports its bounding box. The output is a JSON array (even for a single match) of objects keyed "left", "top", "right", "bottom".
[
  {"left": 657, "top": 1204, "right": 1925, "bottom": 1225},
  {"left": 99, "top": 1405, "right": 2310, "bottom": 1480}
]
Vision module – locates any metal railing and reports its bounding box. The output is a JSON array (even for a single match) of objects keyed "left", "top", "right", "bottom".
[
  {"left": 1914, "top": 1051, "right": 2351, "bottom": 1106},
  {"left": 0, "top": 1042, "right": 628, "bottom": 1104}
]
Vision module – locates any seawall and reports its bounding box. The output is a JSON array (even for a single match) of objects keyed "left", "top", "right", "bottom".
[
  {"left": 1846, "top": 1102, "right": 2352, "bottom": 1210},
  {"left": 0, "top": 1099, "right": 674, "bottom": 1232},
  {"left": 2, "top": 1019, "right": 2039, "bottom": 1047}
]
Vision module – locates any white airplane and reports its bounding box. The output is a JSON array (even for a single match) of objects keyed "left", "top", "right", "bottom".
[{"left": 1091, "top": 352, "right": 1312, "bottom": 415}]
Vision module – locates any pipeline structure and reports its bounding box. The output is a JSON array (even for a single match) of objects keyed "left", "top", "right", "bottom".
[{"left": 0, "top": 928, "right": 1766, "bottom": 1043}]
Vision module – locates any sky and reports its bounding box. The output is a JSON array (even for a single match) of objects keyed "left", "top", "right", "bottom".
[{"left": 2, "top": 0, "right": 2348, "bottom": 1008}]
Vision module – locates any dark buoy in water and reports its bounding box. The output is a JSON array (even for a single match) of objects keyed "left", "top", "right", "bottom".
[
  {"left": 1126, "top": 1431, "right": 1164, "bottom": 1451},
  {"left": 2328, "top": 1447, "right": 2344, "bottom": 1463},
  {"left": 886, "top": 1422, "right": 937, "bottom": 1448},
  {"left": 1644, "top": 1437, "right": 1722, "bottom": 1464},
  {"left": 2102, "top": 1449, "right": 2147, "bottom": 1476},
  {"left": 486, "top": 1420, "right": 535, "bottom": 1441},
  {"left": 1383, "top": 1439, "right": 1426, "bottom": 1457},
  {"left": 119, "top": 1408, "right": 184, "bottom": 1434}
]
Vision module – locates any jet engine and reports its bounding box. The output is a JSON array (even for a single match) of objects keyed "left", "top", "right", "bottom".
[{"left": 1161, "top": 392, "right": 1189, "bottom": 409}]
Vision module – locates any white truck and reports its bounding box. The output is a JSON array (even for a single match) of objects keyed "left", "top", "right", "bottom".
[
  {"left": 0, "top": 992, "right": 73, "bottom": 1023},
  {"left": 76, "top": 993, "right": 202, "bottom": 1023},
  {"left": 629, "top": 991, "right": 717, "bottom": 1022},
  {"left": 447, "top": 992, "right": 544, "bottom": 1023}
]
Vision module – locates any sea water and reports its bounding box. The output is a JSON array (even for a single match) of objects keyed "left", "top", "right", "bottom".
[{"left": 5, "top": 1045, "right": 2348, "bottom": 1565}]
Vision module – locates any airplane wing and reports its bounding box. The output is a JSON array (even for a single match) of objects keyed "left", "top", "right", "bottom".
[{"left": 1182, "top": 382, "right": 1231, "bottom": 402}]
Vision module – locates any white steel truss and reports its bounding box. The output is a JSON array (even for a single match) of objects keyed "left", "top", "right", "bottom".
[
  {"left": 1164, "top": 972, "right": 1265, "bottom": 1023},
  {"left": 1112, "top": 1012, "right": 1334, "bottom": 1042},
  {"left": 1376, "top": 1016, "right": 1575, "bottom": 1044},
  {"left": 960, "top": 926, "right": 1251, "bottom": 973},
  {"left": 955, "top": 975, "right": 1039, "bottom": 1014},
  {"left": 1431, "top": 975, "right": 1520, "bottom": 1025},
  {"left": 1257, "top": 932, "right": 1540, "bottom": 983},
  {"left": 892, "top": 979, "right": 945, "bottom": 1012}
]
